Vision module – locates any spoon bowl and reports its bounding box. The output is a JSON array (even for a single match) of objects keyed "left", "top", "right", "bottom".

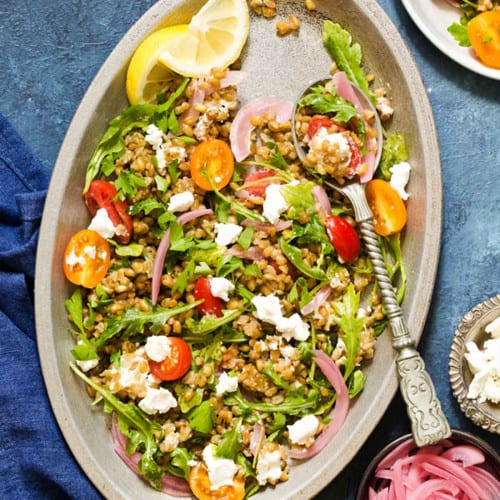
[{"left": 292, "top": 76, "right": 451, "bottom": 447}]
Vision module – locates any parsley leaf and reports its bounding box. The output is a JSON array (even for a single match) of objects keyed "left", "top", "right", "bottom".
[{"left": 447, "top": 18, "right": 471, "bottom": 47}]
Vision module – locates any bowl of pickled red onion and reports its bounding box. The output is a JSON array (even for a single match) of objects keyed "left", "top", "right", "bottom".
[{"left": 355, "top": 429, "right": 500, "bottom": 500}]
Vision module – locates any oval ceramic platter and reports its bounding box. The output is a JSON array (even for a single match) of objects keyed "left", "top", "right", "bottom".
[
  {"left": 35, "top": 1, "right": 442, "bottom": 498},
  {"left": 401, "top": 0, "right": 500, "bottom": 80}
]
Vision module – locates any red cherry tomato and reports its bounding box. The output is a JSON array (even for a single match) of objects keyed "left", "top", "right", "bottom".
[
  {"left": 84, "top": 180, "right": 133, "bottom": 244},
  {"left": 241, "top": 170, "right": 276, "bottom": 197},
  {"left": 148, "top": 337, "right": 192, "bottom": 381},
  {"left": 63, "top": 229, "right": 111, "bottom": 288},
  {"left": 325, "top": 215, "right": 361, "bottom": 264},
  {"left": 346, "top": 135, "right": 361, "bottom": 172},
  {"left": 307, "top": 116, "right": 335, "bottom": 139},
  {"left": 193, "top": 277, "right": 223, "bottom": 317}
]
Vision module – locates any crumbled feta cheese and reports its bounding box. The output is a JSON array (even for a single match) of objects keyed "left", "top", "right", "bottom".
[
  {"left": 256, "top": 449, "right": 282, "bottom": 485},
  {"left": 465, "top": 316, "right": 500, "bottom": 404},
  {"left": 202, "top": 444, "right": 238, "bottom": 490},
  {"left": 145, "top": 336, "right": 172, "bottom": 362},
  {"left": 215, "top": 371, "right": 239, "bottom": 395},
  {"left": 159, "top": 424, "right": 180, "bottom": 453},
  {"left": 75, "top": 341, "right": 99, "bottom": 372},
  {"left": 167, "top": 191, "right": 194, "bottom": 213},
  {"left": 390, "top": 162, "right": 411, "bottom": 200},
  {"left": 485, "top": 317, "right": 500, "bottom": 338},
  {"left": 65, "top": 248, "right": 86, "bottom": 268},
  {"left": 194, "top": 114, "right": 211, "bottom": 141},
  {"left": 88, "top": 208, "right": 116, "bottom": 239},
  {"left": 156, "top": 143, "right": 167, "bottom": 174},
  {"left": 287, "top": 414, "right": 320, "bottom": 446},
  {"left": 214, "top": 222, "right": 243, "bottom": 246},
  {"left": 251, "top": 295, "right": 283, "bottom": 324},
  {"left": 145, "top": 124, "right": 164, "bottom": 150},
  {"left": 375, "top": 96, "right": 394, "bottom": 120},
  {"left": 252, "top": 295, "right": 310, "bottom": 341},
  {"left": 275, "top": 313, "right": 310, "bottom": 341},
  {"left": 263, "top": 184, "right": 289, "bottom": 224},
  {"left": 209, "top": 277, "right": 235, "bottom": 301},
  {"left": 139, "top": 386, "right": 178, "bottom": 415}
]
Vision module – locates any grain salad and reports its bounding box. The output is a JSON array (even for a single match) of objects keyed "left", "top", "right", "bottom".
[{"left": 62, "top": 17, "right": 410, "bottom": 500}]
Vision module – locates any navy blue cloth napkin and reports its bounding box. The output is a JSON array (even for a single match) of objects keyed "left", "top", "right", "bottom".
[{"left": 0, "top": 113, "right": 101, "bottom": 499}]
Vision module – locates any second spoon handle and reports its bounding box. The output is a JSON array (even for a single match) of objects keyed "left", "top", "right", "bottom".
[{"left": 343, "top": 182, "right": 451, "bottom": 447}]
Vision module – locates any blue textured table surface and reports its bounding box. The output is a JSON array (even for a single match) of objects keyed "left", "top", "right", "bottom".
[{"left": 1, "top": 0, "right": 498, "bottom": 498}]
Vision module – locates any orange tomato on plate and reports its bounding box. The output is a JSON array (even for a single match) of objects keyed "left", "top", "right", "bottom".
[
  {"left": 365, "top": 179, "right": 407, "bottom": 236},
  {"left": 188, "top": 462, "right": 245, "bottom": 500},
  {"left": 190, "top": 139, "right": 234, "bottom": 191},
  {"left": 63, "top": 229, "right": 111, "bottom": 288},
  {"left": 467, "top": 11, "right": 500, "bottom": 69}
]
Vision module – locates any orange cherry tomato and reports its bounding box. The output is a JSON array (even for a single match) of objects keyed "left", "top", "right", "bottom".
[
  {"left": 190, "top": 139, "right": 234, "bottom": 191},
  {"left": 148, "top": 337, "right": 192, "bottom": 381},
  {"left": 63, "top": 229, "right": 111, "bottom": 288},
  {"left": 467, "top": 11, "right": 500, "bottom": 69},
  {"left": 365, "top": 179, "right": 407, "bottom": 236},
  {"left": 188, "top": 462, "right": 245, "bottom": 500}
]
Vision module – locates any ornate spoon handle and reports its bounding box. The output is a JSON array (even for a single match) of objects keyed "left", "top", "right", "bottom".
[{"left": 342, "top": 183, "right": 451, "bottom": 446}]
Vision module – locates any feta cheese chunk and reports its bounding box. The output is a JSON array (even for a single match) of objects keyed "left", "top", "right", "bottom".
[
  {"left": 390, "top": 162, "right": 411, "bottom": 200},
  {"left": 215, "top": 371, "right": 239, "bottom": 396},
  {"left": 275, "top": 313, "right": 310, "bottom": 341},
  {"left": 202, "top": 444, "right": 238, "bottom": 490},
  {"left": 139, "top": 386, "right": 178, "bottom": 415},
  {"left": 256, "top": 449, "right": 283, "bottom": 485},
  {"left": 465, "top": 316, "right": 500, "bottom": 404},
  {"left": 145, "top": 335, "right": 172, "bottom": 362},
  {"left": 251, "top": 294, "right": 283, "bottom": 324},
  {"left": 287, "top": 414, "right": 319, "bottom": 446},
  {"left": 167, "top": 191, "right": 194, "bottom": 213},
  {"left": 88, "top": 208, "right": 116, "bottom": 239},
  {"left": 145, "top": 123, "right": 163, "bottom": 150},
  {"left": 210, "top": 277, "right": 235, "bottom": 301},
  {"left": 214, "top": 222, "right": 243, "bottom": 246},
  {"left": 263, "top": 183, "right": 289, "bottom": 224}
]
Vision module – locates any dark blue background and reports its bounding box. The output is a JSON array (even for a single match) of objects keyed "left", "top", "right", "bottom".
[{"left": 1, "top": 0, "right": 498, "bottom": 498}]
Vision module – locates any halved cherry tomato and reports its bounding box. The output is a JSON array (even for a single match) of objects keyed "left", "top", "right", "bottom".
[
  {"left": 241, "top": 170, "right": 276, "bottom": 197},
  {"left": 63, "top": 229, "right": 111, "bottom": 288},
  {"left": 193, "top": 277, "right": 223, "bottom": 317},
  {"left": 188, "top": 462, "right": 245, "bottom": 500},
  {"left": 190, "top": 139, "right": 234, "bottom": 191},
  {"left": 467, "top": 11, "right": 500, "bottom": 69},
  {"left": 84, "top": 180, "right": 133, "bottom": 244},
  {"left": 325, "top": 215, "right": 361, "bottom": 264},
  {"left": 346, "top": 135, "right": 361, "bottom": 173},
  {"left": 307, "top": 116, "right": 335, "bottom": 139},
  {"left": 148, "top": 337, "right": 192, "bottom": 381},
  {"left": 365, "top": 179, "right": 407, "bottom": 236}
]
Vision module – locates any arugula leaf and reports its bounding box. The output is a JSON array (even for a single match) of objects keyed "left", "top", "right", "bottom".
[
  {"left": 299, "top": 85, "right": 365, "bottom": 137},
  {"left": 216, "top": 419, "right": 243, "bottom": 460},
  {"left": 71, "top": 342, "right": 98, "bottom": 362},
  {"left": 184, "top": 309, "right": 244, "bottom": 335},
  {"left": 379, "top": 133, "right": 409, "bottom": 181},
  {"left": 175, "top": 385, "right": 204, "bottom": 413},
  {"left": 279, "top": 238, "right": 328, "bottom": 281},
  {"left": 348, "top": 369, "right": 366, "bottom": 398},
  {"left": 168, "top": 448, "right": 192, "bottom": 480},
  {"left": 187, "top": 400, "right": 216, "bottom": 434},
  {"left": 262, "top": 363, "right": 290, "bottom": 389},
  {"left": 69, "top": 362, "right": 164, "bottom": 489},
  {"left": 323, "top": 21, "right": 372, "bottom": 101},
  {"left": 171, "top": 260, "right": 195, "bottom": 295},
  {"left": 332, "top": 283, "right": 366, "bottom": 379},
  {"left": 448, "top": 18, "right": 471, "bottom": 47},
  {"left": 280, "top": 181, "right": 316, "bottom": 220},
  {"left": 65, "top": 288, "right": 85, "bottom": 335},
  {"left": 94, "top": 301, "right": 200, "bottom": 349}
]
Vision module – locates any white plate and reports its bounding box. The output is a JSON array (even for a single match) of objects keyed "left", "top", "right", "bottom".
[{"left": 401, "top": 0, "right": 500, "bottom": 80}]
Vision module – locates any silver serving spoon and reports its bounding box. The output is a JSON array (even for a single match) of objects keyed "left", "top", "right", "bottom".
[{"left": 292, "top": 78, "right": 451, "bottom": 447}]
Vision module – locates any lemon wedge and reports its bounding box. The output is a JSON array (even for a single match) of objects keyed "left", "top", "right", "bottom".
[
  {"left": 126, "top": 24, "right": 189, "bottom": 104},
  {"left": 157, "top": 0, "right": 250, "bottom": 77}
]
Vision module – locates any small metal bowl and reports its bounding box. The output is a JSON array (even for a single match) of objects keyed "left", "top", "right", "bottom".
[
  {"left": 355, "top": 429, "right": 500, "bottom": 500},
  {"left": 449, "top": 295, "right": 500, "bottom": 434}
]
